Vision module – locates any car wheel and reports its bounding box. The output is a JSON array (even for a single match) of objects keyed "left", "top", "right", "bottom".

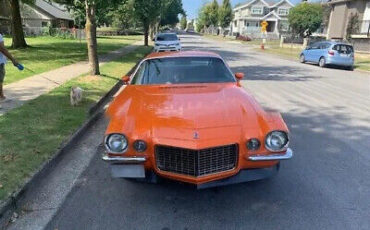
[
  {"left": 319, "top": 57, "right": 326, "bottom": 68},
  {"left": 346, "top": 66, "right": 354, "bottom": 71},
  {"left": 300, "top": 54, "right": 305, "bottom": 63}
]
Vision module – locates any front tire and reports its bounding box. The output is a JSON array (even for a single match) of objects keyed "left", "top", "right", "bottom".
[
  {"left": 300, "top": 54, "right": 305, "bottom": 63},
  {"left": 319, "top": 57, "right": 326, "bottom": 68},
  {"left": 346, "top": 66, "right": 354, "bottom": 71}
]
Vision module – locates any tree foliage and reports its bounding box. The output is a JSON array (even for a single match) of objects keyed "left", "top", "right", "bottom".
[
  {"left": 196, "top": 0, "right": 220, "bottom": 32},
  {"left": 218, "top": 0, "right": 233, "bottom": 28},
  {"left": 288, "top": 3, "right": 323, "bottom": 37},
  {"left": 346, "top": 13, "right": 360, "bottom": 39},
  {"left": 132, "top": 0, "right": 162, "bottom": 45},
  {"left": 180, "top": 15, "right": 187, "bottom": 30},
  {"left": 54, "top": 0, "right": 121, "bottom": 27},
  {"left": 159, "top": 0, "right": 184, "bottom": 27},
  {"left": 209, "top": 0, "right": 219, "bottom": 27}
]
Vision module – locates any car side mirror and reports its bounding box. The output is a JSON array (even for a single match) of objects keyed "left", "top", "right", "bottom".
[
  {"left": 235, "top": 72, "right": 244, "bottom": 80},
  {"left": 122, "top": 75, "right": 130, "bottom": 85}
]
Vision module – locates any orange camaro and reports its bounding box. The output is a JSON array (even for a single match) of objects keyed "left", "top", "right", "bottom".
[{"left": 103, "top": 51, "right": 293, "bottom": 188}]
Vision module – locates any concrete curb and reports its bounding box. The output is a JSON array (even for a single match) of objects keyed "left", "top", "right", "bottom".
[{"left": 0, "top": 48, "right": 151, "bottom": 230}]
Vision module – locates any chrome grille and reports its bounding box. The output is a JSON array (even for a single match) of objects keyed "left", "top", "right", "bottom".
[{"left": 155, "top": 144, "right": 238, "bottom": 177}]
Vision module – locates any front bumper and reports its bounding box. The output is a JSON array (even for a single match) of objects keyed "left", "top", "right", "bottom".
[
  {"left": 102, "top": 148, "right": 293, "bottom": 187},
  {"left": 248, "top": 148, "right": 293, "bottom": 161},
  {"left": 154, "top": 45, "right": 181, "bottom": 52},
  {"left": 102, "top": 154, "right": 146, "bottom": 164}
]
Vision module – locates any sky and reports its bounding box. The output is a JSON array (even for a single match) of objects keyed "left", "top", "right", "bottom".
[{"left": 182, "top": 0, "right": 302, "bottom": 20}]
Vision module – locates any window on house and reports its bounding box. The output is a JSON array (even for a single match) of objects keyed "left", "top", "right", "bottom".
[
  {"left": 234, "top": 21, "right": 237, "bottom": 27},
  {"left": 279, "top": 21, "right": 289, "bottom": 31},
  {"left": 256, "top": 22, "right": 259, "bottom": 27},
  {"left": 278, "top": 8, "right": 289, "bottom": 16},
  {"left": 42, "top": 21, "right": 48, "bottom": 27},
  {"left": 251, "top": 7, "right": 263, "bottom": 15},
  {"left": 247, "top": 22, "right": 250, "bottom": 27}
]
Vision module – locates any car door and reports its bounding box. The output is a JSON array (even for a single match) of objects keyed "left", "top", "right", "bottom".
[{"left": 305, "top": 42, "right": 320, "bottom": 62}]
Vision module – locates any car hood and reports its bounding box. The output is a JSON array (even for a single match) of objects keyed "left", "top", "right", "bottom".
[{"left": 106, "top": 83, "right": 268, "bottom": 148}]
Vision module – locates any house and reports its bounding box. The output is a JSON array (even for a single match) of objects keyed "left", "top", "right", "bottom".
[
  {"left": 0, "top": 0, "right": 73, "bottom": 35},
  {"left": 232, "top": 0, "right": 294, "bottom": 38},
  {"left": 327, "top": 0, "right": 370, "bottom": 39},
  {"left": 326, "top": 0, "right": 370, "bottom": 52}
]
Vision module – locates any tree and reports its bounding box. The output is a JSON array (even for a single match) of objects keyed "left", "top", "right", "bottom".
[
  {"left": 209, "top": 0, "right": 219, "bottom": 27},
  {"left": 180, "top": 15, "right": 187, "bottom": 30},
  {"left": 107, "top": 0, "right": 136, "bottom": 29},
  {"left": 8, "top": 0, "right": 34, "bottom": 48},
  {"left": 346, "top": 13, "right": 360, "bottom": 39},
  {"left": 159, "top": 0, "right": 184, "bottom": 27},
  {"left": 197, "top": 1, "right": 219, "bottom": 33},
  {"left": 132, "top": 0, "right": 161, "bottom": 46},
  {"left": 218, "top": 0, "right": 233, "bottom": 29},
  {"left": 84, "top": 0, "right": 99, "bottom": 75},
  {"left": 288, "top": 3, "right": 323, "bottom": 37},
  {"left": 55, "top": 0, "right": 124, "bottom": 75}
]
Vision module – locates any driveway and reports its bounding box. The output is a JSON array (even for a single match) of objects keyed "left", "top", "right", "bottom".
[{"left": 9, "top": 34, "right": 370, "bottom": 230}]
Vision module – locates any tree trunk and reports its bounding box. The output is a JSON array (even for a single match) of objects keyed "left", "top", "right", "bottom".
[
  {"left": 144, "top": 24, "right": 149, "bottom": 46},
  {"left": 9, "top": 0, "right": 27, "bottom": 48},
  {"left": 85, "top": 0, "right": 100, "bottom": 75}
]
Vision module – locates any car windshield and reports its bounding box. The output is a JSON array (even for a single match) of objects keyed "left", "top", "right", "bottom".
[
  {"left": 332, "top": 44, "right": 353, "bottom": 54},
  {"left": 156, "top": 34, "right": 178, "bottom": 41},
  {"left": 131, "top": 57, "right": 236, "bottom": 85}
]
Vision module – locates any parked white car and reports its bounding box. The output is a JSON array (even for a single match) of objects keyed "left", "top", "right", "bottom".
[{"left": 153, "top": 33, "right": 181, "bottom": 52}]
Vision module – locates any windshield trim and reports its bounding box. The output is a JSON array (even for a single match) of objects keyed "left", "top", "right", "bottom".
[{"left": 130, "top": 56, "right": 236, "bottom": 85}]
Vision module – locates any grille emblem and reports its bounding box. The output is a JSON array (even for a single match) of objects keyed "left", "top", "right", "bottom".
[{"left": 193, "top": 132, "right": 199, "bottom": 139}]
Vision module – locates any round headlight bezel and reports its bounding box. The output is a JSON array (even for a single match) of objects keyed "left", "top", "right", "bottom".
[
  {"left": 105, "top": 133, "right": 128, "bottom": 153},
  {"left": 246, "top": 138, "right": 261, "bottom": 151},
  {"left": 265, "top": 131, "right": 289, "bottom": 152},
  {"left": 133, "top": 140, "right": 147, "bottom": 152}
]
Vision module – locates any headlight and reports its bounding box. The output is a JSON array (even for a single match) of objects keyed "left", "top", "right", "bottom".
[
  {"left": 105, "top": 134, "right": 128, "bottom": 153},
  {"left": 265, "top": 131, "right": 289, "bottom": 152},
  {"left": 247, "top": 138, "right": 260, "bottom": 150},
  {"left": 133, "top": 140, "right": 147, "bottom": 152}
]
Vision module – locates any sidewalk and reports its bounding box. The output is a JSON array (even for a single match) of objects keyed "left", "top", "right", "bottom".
[{"left": 0, "top": 41, "right": 142, "bottom": 116}]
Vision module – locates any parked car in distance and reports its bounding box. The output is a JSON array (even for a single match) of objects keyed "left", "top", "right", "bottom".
[
  {"left": 153, "top": 33, "right": 181, "bottom": 52},
  {"left": 102, "top": 51, "right": 293, "bottom": 189},
  {"left": 300, "top": 41, "right": 354, "bottom": 70}
]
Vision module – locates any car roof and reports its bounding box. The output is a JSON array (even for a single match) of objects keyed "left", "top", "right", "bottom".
[
  {"left": 145, "top": 51, "right": 222, "bottom": 60},
  {"left": 315, "top": 41, "right": 352, "bottom": 46}
]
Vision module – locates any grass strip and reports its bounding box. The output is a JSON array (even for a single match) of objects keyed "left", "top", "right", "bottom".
[
  {"left": 4, "top": 35, "right": 141, "bottom": 84},
  {"left": 0, "top": 46, "right": 152, "bottom": 201}
]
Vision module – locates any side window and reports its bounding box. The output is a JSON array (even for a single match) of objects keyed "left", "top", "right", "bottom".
[
  {"left": 320, "top": 43, "right": 330, "bottom": 49},
  {"left": 131, "top": 62, "right": 147, "bottom": 85},
  {"left": 311, "top": 43, "right": 320, "bottom": 49}
]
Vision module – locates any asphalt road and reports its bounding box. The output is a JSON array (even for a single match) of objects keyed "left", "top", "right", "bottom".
[{"left": 9, "top": 34, "right": 370, "bottom": 230}]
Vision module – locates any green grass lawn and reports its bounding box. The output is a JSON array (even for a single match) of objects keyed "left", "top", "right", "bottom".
[
  {"left": 3, "top": 35, "right": 141, "bottom": 84},
  {"left": 0, "top": 45, "right": 152, "bottom": 202}
]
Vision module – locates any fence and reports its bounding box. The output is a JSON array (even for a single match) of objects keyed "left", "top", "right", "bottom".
[{"left": 22, "top": 27, "right": 86, "bottom": 40}]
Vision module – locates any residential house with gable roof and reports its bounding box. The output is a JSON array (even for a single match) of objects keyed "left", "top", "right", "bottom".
[{"left": 232, "top": 0, "right": 294, "bottom": 38}]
